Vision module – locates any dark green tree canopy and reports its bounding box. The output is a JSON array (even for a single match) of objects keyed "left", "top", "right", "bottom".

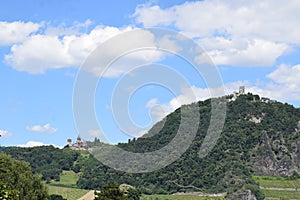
[{"left": 0, "top": 153, "right": 48, "bottom": 200}]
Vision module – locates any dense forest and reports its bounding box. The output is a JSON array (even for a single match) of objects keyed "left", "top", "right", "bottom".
[
  {"left": 1, "top": 93, "right": 300, "bottom": 199},
  {"left": 0, "top": 145, "right": 79, "bottom": 182}
]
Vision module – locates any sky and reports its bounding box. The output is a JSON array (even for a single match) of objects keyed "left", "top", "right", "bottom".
[{"left": 0, "top": 0, "right": 300, "bottom": 147}]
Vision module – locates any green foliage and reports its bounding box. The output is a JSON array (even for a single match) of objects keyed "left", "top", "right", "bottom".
[
  {"left": 254, "top": 175, "right": 300, "bottom": 188},
  {"left": 94, "top": 183, "right": 127, "bottom": 200},
  {"left": 0, "top": 181, "right": 18, "bottom": 200},
  {"left": 1, "top": 93, "right": 300, "bottom": 200},
  {"left": 0, "top": 146, "right": 79, "bottom": 182},
  {"left": 244, "top": 184, "right": 265, "bottom": 200},
  {"left": 262, "top": 190, "right": 300, "bottom": 199},
  {"left": 75, "top": 94, "right": 300, "bottom": 199},
  {"left": 0, "top": 153, "right": 48, "bottom": 200},
  {"left": 48, "top": 194, "right": 67, "bottom": 200},
  {"left": 141, "top": 195, "right": 225, "bottom": 200}
]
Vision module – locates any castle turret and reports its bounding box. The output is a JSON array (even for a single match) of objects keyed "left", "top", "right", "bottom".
[
  {"left": 67, "top": 139, "right": 72, "bottom": 147},
  {"left": 239, "top": 86, "right": 245, "bottom": 95}
]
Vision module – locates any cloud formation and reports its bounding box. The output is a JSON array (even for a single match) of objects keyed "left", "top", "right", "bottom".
[
  {"left": 5, "top": 25, "right": 135, "bottom": 74},
  {"left": 0, "top": 130, "right": 13, "bottom": 137},
  {"left": 17, "top": 140, "right": 61, "bottom": 148},
  {"left": 0, "top": 21, "right": 41, "bottom": 45},
  {"left": 26, "top": 123, "right": 57, "bottom": 133},
  {"left": 133, "top": 0, "right": 299, "bottom": 66}
]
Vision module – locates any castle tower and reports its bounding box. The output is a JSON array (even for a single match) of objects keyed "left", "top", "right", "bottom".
[
  {"left": 67, "top": 139, "right": 72, "bottom": 147},
  {"left": 76, "top": 135, "right": 83, "bottom": 148},
  {"left": 239, "top": 86, "right": 245, "bottom": 95}
]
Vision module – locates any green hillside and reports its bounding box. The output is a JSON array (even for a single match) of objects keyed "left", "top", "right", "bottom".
[{"left": 1, "top": 93, "right": 300, "bottom": 199}]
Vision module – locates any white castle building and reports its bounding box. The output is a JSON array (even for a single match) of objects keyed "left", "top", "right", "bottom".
[{"left": 66, "top": 135, "right": 88, "bottom": 150}]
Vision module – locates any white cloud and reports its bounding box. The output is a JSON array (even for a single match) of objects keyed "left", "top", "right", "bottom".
[
  {"left": 44, "top": 19, "right": 92, "bottom": 36},
  {"left": 146, "top": 98, "right": 158, "bottom": 108},
  {"left": 267, "top": 64, "right": 300, "bottom": 86},
  {"left": 133, "top": 0, "right": 300, "bottom": 66},
  {"left": 88, "top": 129, "right": 103, "bottom": 137},
  {"left": 134, "top": 0, "right": 300, "bottom": 43},
  {"left": 4, "top": 25, "right": 169, "bottom": 75},
  {"left": 262, "top": 64, "right": 300, "bottom": 100},
  {"left": 17, "top": 141, "right": 61, "bottom": 148},
  {"left": 5, "top": 26, "right": 134, "bottom": 74},
  {"left": 145, "top": 85, "right": 227, "bottom": 122},
  {"left": 0, "top": 130, "right": 13, "bottom": 137},
  {"left": 199, "top": 38, "right": 288, "bottom": 66},
  {"left": 26, "top": 123, "right": 57, "bottom": 133},
  {"left": 0, "top": 21, "right": 41, "bottom": 45}
]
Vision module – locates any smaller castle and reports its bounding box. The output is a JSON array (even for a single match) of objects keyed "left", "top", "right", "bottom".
[
  {"left": 228, "top": 86, "right": 245, "bottom": 102},
  {"left": 66, "top": 135, "right": 88, "bottom": 150}
]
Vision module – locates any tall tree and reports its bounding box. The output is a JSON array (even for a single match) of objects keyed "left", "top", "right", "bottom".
[{"left": 0, "top": 153, "right": 48, "bottom": 200}]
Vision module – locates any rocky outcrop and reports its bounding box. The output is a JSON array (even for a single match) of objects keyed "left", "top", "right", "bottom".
[
  {"left": 252, "top": 130, "right": 300, "bottom": 176},
  {"left": 227, "top": 189, "right": 257, "bottom": 200}
]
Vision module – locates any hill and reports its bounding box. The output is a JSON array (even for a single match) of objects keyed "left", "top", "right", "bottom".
[
  {"left": 82, "top": 93, "right": 300, "bottom": 199},
  {"left": 1, "top": 93, "right": 300, "bottom": 199}
]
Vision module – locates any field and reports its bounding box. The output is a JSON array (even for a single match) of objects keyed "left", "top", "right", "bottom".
[
  {"left": 48, "top": 185, "right": 89, "bottom": 200},
  {"left": 254, "top": 175, "right": 300, "bottom": 200},
  {"left": 263, "top": 190, "right": 300, "bottom": 200},
  {"left": 47, "top": 170, "right": 90, "bottom": 200},
  {"left": 253, "top": 175, "right": 300, "bottom": 188},
  {"left": 141, "top": 195, "right": 225, "bottom": 200}
]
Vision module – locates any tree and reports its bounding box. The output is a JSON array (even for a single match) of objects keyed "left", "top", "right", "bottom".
[
  {"left": 48, "top": 194, "right": 67, "bottom": 200},
  {"left": 94, "top": 183, "right": 127, "bottom": 200},
  {"left": 0, "top": 153, "right": 48, "bottom": 200},
  {"left": 127, "top": 188, "right": 141, "bottom": 200},
  {"left": 0, "top": 181, "right": 18, "bottom": 200}
]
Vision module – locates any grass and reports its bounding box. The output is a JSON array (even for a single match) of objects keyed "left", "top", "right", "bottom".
[
  {"left": 47, "top": 185, "right": 89, "bottom": 200},
  {"left": 263, "top": 190, "right": 300, "bottom": 200},
  {"left": 253, "top": 175, "right": 300, "bottom": 200},
  {"left": 49, "top": 170, "right": 79, "bottom": 188},
  {"left": 46, "top": 170, "right": 90, "bottom": 199},
  {"left": 141, "top": 195, "right": 225, "bottom": 200},
  {"left": 253, "top": 175, "right": 300, "bottom": 188}
]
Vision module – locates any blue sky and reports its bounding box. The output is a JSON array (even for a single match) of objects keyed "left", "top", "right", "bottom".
[{"left": 0, "top": 0, "right": 300, "bottom": 147}]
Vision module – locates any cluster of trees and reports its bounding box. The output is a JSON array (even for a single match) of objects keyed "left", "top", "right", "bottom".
[
  {"left": 0, "top": 153, "right": 48, "bottom": 200},
  {"left": 2, "top": 93, "right": 300, "bottom": 200},
  {"left": 75, "top": 94, "right": 300, "bottom": 199},
  {"left": 94, "top": 182, "right": 141, "bottom": 200},
  {"left": 0, "top": 145, "right": 79, "bottom": 182}
]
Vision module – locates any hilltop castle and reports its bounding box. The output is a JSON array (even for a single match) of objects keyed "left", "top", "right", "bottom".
[
  {"left": 228, "top": 86, "right": 245, "bottom": 102},
  {"left": 65, "top": 135, "right": 88, "bottom": 150}
]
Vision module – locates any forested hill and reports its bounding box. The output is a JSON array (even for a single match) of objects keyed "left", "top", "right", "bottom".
[{"left": 1, "top": 93, "right": 300, "bottom": 199}]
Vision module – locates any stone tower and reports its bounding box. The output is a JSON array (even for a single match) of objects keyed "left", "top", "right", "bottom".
[
  {"left": 239, "top": 86, "right": 245, "bottom": 95},
  {"left": 67, "top": 139, "right": 72, "bottom": 146}
]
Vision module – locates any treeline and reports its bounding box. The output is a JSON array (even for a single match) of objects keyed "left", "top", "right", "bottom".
[
  {"left": 75, "top": 94, "right": 300, "bottom": 199},
  {"left": 0, "top": 145, "right": 79, "bottom": 182},
  {"left": 1, "top": 94, "right": 300, "bottom": 200}
]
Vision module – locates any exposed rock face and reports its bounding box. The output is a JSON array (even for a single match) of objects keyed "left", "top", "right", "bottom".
[
  {"left": 252, "top": 130, "right": 300, "bottom": 176},
  {"left": 227, "top": 189, "right": 257, "bottom": 200}
]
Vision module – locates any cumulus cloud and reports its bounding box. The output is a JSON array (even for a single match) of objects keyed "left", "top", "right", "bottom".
[
  {"left": 84, "top": 29, "right": 166, "bottom": 78},
  {"left": 26, "top": 123, "right": 57, "bottom": 133},
  {"left": 263, "top": 64, "right": 300, "bottom": 100},
  {"left": 0, "top": 21, "right": 41, "bottom": 46},
  {"left": 17, "top": 141, "right": 61, "bottom": 148},
  {"left": 0, "top": 130, "right": 13, "bottom": 137},
  {"left": 5, "top": 26, "right": 135, "bottom": 74},
  {"left": 146, "top": 98, "right": 158, "bottom": 108},
  {"left": 199, "top": 38, "right": 288, "bottom": 66},
  {"left": 4, "top": 25, "right": 175, "bottom": 75},
  {"left": 134, "top": 0, "right": 300, "bottom": 43},
  {"left": 133, "top": 0, "right": 299, "bottom": 66}
]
